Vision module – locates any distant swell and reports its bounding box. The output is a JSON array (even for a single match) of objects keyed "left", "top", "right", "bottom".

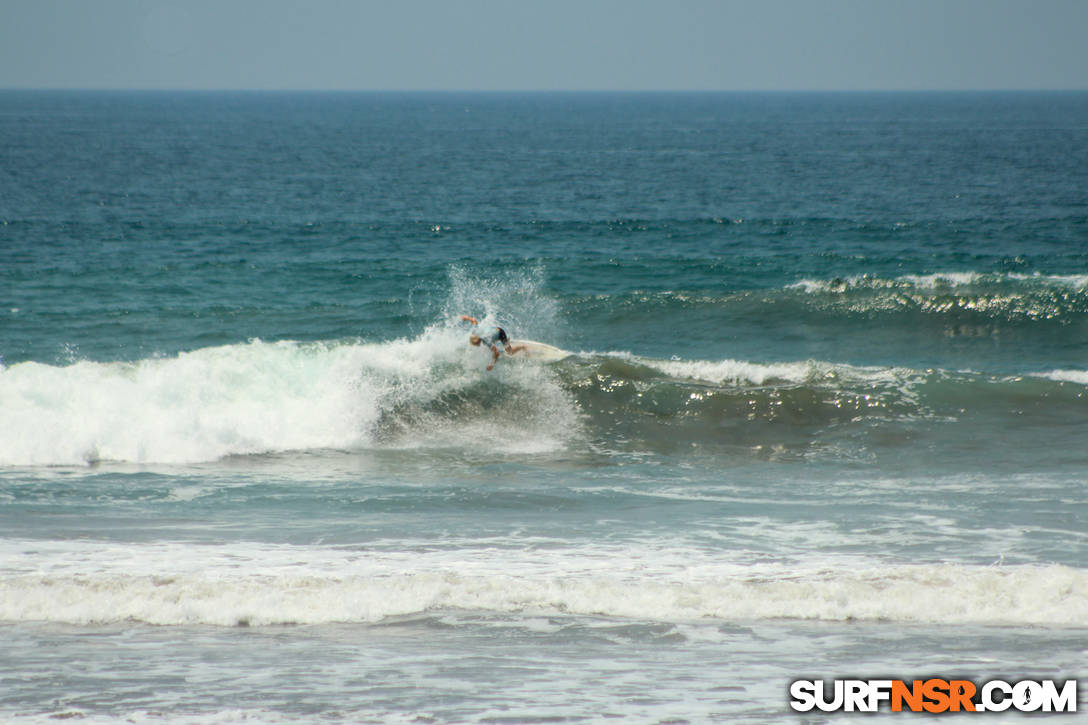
[
  {"left": 786, "top": 271, "right": 1088, "bottom": 322},
  {"left": 566, "top": 271, "right": 1088, "bottom": 328}
]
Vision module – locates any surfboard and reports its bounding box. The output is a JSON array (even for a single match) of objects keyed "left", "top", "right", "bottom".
[{"left": 508, "top": 339, "right": 569, "bottom": 362}]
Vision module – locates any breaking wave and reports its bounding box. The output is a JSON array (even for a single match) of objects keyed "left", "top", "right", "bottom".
[
  {"left": 1, "top": 333, "right": 1085, "bottom": 466},
  {"left": 786, "top": 270, "right": 1088, "bottom": 322},
  {"left": 0, "top": 329, "right": 580, "bottom": 466},
  {"left": 1, "top": 539, "right": 1083, "bottom": 627}
]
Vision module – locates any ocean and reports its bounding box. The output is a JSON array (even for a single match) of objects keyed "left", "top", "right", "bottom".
[{"left": 1, "top": 90, "right": 1086, "bottom": 722}]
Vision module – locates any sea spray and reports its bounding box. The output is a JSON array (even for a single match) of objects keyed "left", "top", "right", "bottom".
[{"left": 0, "top": 329, "right": 584, "bottom": 465}]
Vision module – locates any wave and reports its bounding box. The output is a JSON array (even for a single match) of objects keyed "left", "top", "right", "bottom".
[
  {"left": 559, "top": 354, "right": 1087, "bottom": 458},
  {"left": 1, "top": 339, "right": 379, "bottom": 466},
  {"left": 0, "top": 264, "right": 579, "bottom": 466},
  {"left": 785, "top": 270, "right": 1088, "bottom": 322},
  {"left": 790, "top": 271, "right": 1088, "bottom": 293},
  {"left": 1036, "top": 369, "right": 1088, "bottom": 385},
  {"left": 2, "top": 330, "right": 1085, "bottom": 466},
  {"left": 559, "top": 271, "right": 1088, "bottom": 359},
  {"left": 0, "top": 329, "right": 582, "bottom": 466},
  {"left": 571, "top": 270, "right": 1088, "bottom": 319},
  {"left": 1, "top": 560, "right": 1082, "bottom": 628}
]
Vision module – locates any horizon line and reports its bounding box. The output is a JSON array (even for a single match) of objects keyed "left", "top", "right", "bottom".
[
  {"left": 2, "top": 86, "right": 1088, "bottom": 95},
  {"left": 0, "top": 87, "right": 1083, "bottom": 95}
]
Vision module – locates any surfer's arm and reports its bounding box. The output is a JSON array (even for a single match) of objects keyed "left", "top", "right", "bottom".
[
  {"left": 486, "top": 344, "right": 500, "bottom": 371},
  {"left": 460, "top": 315, "right": 478, "bottom": 325}
]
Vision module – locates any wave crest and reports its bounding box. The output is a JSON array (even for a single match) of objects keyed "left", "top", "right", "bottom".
[
  {"left": 0, "top": 332, "right": 580, "bottom": 466},
  {"left": 788, "top": 271, "right": 1088, "bottom": 322},
  {"left": 3, "top": 332, "right": 1084, "bottom": 466}
]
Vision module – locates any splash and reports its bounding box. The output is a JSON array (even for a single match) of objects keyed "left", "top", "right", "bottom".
[
  {"left": 0, "top": 268, "right": 581, "bottom": 466},
  {"left": 0, "top": 335, "right": 580, "bottom": 466},
  {"left": 441, "top": 264, "right": 561, "bottom": 342}
]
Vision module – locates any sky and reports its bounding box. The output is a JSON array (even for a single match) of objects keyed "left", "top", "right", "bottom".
[{"left": 2, "top": 0, "right": 1086, "bottom": 91}]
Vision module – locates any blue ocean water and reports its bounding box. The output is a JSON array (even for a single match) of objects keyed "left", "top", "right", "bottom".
[{"left": 1, "top": 91, "right": 1087, "bottom": 722}]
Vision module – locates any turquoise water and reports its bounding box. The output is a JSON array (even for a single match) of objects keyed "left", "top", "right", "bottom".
[{"left": 1, "top": 91, "right": 1087, "bottom": 722}]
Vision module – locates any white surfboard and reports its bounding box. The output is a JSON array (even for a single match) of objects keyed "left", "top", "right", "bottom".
[{"left": 508, "top": 339, "right": 569, "bottom": 362}]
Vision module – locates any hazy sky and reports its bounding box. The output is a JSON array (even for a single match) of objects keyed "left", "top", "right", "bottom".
[{"left": 3, "top": 0, "right": 1086, "bottom": 91}]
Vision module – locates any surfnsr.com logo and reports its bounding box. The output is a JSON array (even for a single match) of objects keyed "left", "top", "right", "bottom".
[{"left": 789, "top": 678, "right": 1078, "bottom": 713}]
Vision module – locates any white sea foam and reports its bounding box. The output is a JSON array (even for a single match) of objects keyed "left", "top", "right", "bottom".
[
  {"left": 0, "top": 328, "right": 579, "bottom": 466},
  {"left": 1034, "top": 369, "right": 1088, "bottom": 385},
  {"left": 4, "top": 711, "right": 308, "bottom": 725},
  {"left": 651, "top": 358, "right": 816, "bottom": 386},
  {"left": 1, "top": 539, "right": 1083, "bottom": 628},
  {"left": 0, "top": 340, "right": 371, "bottom": 465},
  {"left": 790, "top": 272, "right": 982, "bottom": 292},
  {"left": 3, "top": 562, "right": 1082, "bottom": 628},
  {"left": 899, "top": 272, "right": 985, "bottom": 288},
  {"left": 646, "top": 357, "right": 916, "bottom": 390},
  {"left": 1008, "top": 272, "right": 1088, "bottom": 288},
  {"left": 791, "top": 271, "right": 1088, "bottom": 294}
]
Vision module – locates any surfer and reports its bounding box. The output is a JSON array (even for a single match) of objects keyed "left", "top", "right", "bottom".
[{"left": 461, "top": 315, "right": 527, "bottom": 370}]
